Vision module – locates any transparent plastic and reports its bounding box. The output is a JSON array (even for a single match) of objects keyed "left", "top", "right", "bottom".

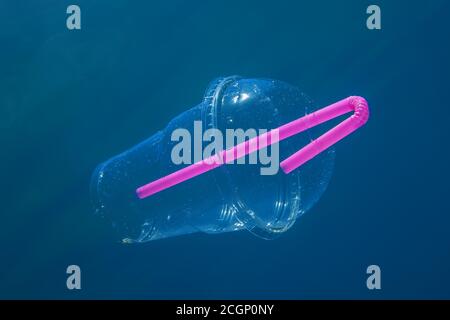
[{"left": 90, "top": 76, "right": 335, "bottom": 243}]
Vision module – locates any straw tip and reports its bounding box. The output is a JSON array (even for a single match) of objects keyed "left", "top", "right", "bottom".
[
  {"left": 136, "top": 187, "right": 147, "bottom": 199},
  {"left": 279, "top": 160, "right": 296, "bottom": 175},
  {"left": 349, "top": 96, "right": 369, "bottom": 125},
  {"left": 349, "top": 96, "right": 368, "bottom": 108}
]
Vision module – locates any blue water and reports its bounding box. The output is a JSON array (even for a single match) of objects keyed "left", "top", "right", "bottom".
[{"left": 0, "top": 0, "right": 449, "bottom": 299}]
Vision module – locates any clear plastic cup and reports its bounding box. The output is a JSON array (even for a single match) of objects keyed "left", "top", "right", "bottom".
[{"left": 90, "top": 76, "right": 334, "bottom": 243}]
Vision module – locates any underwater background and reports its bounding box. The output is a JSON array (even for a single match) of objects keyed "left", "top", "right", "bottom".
[{"left": 0, "top": 0, "right": 449, "bottom": 299}]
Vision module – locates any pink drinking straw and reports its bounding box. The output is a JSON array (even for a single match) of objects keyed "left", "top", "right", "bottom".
[{"left": 136, "top": 96, "right": 369, "bottom": 199}]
